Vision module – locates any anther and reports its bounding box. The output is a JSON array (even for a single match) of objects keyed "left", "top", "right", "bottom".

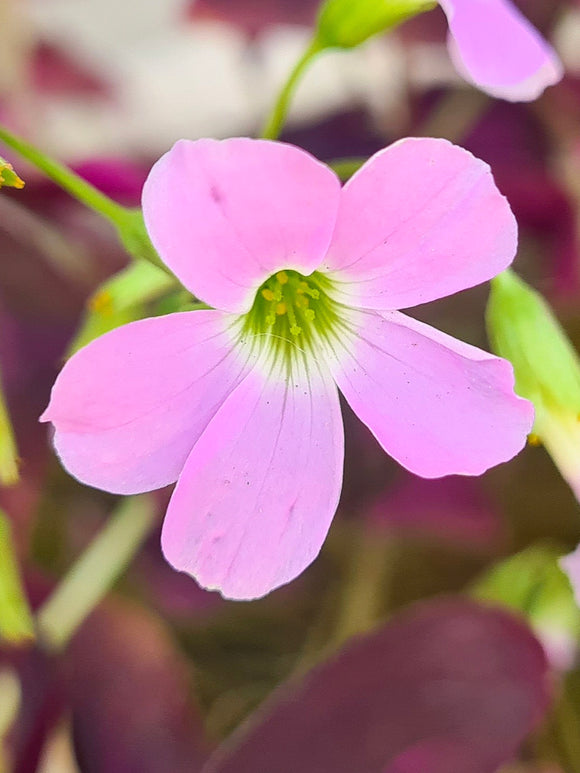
[
  {"left": 276, "top": 302, "right": 287, "bottom": 316},
  {"left": 262, "top": 288, "right": 275, "bottom": 302},
  {"left": 276, "top": 271, "right": 289, "bottom": 285},
  {"left": 286, "top": 304, "right": 301, "bottom": 336}
]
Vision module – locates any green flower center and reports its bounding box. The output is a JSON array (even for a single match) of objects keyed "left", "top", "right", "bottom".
[{"left": 239, "top": 269, "right": 344, "bottom": 366}]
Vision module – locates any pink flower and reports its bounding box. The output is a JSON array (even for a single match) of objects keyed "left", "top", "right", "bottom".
[
  {"left": 41, "top": 137, "right": 533, "bottom": 599},
  {"left": 439, "top": 0, "right": 563, "bottom": 101}
]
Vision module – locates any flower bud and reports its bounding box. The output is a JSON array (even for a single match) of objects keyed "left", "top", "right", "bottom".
[
  {"left": 315, "top": 0, "right": 436, "bottom": 49},
  {"left": 0, "top": 156, "right": 24, "bottom": 189},
  {"left": 487, "top": 270, "right": 580, "bottom": 500},
  {"left": 473, "top": 543, "right": 580, "bottom": 671}
]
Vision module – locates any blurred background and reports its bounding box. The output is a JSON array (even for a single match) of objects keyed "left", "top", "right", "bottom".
[{"left": 2, "top": 0, "right": 580, "bottom": 771}]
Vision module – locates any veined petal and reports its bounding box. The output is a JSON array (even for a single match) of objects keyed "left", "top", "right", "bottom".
[
  {"left": 142, "top": 138, "right": 341, "bottom": 313},
  {"left": 326, "top": 309, "right": 533, "bottom": 478},
  {"left": 161, "top": 359, "right": 344, "bottom": 600},
  {"left": 41, "top": 311, "right": 253, "bottom": 495},
  {"left": 321, "top": 138, "right": 517, "bottom": 311},
  {"left": 440, "top": 0, "right": 563, "bottom": 102}
]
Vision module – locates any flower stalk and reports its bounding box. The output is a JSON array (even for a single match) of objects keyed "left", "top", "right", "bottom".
[
  {"left": 261, "top": 39, "right": 322, "bottom": 140},
  {"left": 36, "top": 495, "right": 158, "bottom": 652},
  {"left": 0, "top": 123, "right": 165, "bottom": 271}
]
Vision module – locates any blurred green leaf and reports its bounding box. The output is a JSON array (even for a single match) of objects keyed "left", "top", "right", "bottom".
[
  {"left": 0, "top": 509, "right": 34, "bottom": 644},
  {"left": 68, "top": 260, "right": 178, "bottom": 354},
  {"left": 0, "top": 369, "right": 18, "bottom": 487}
]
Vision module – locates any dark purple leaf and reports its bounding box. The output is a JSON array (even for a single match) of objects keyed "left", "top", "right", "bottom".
[
  {"left": 68, "top": 599, "right": 211, "bottom": 773},
  {"left": 204, "top": 600, "right": 551, "bottom": 773},
  {"left": 367, "top": 473, "right": 503, "bottom": 551}
]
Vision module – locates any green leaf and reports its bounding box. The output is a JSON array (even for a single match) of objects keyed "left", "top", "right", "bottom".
[
  {"left": 0, "top": 370, "right": 18, "bottom": 487},
  {"left": 0, "top": 510, "right": 34, "bottom": 644},
  {"left": 68, "top": 260, "right": 178, "bottom": 354}
]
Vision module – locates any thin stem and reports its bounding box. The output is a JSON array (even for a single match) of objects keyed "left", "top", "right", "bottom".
[
  {"left": 261, "top": 39, "right": 323, "bottom": 140},
  {"left": 0, "top": 124, "right": 166, "bottom": 270},
  {"left": 332, "top": 526, "right": 395, "bottom": 646},
  {"left": 36, "top": 495, "right": 158, "bottom": 652},
  {"left": 0, "top": 124, "right": 126, "bottom": 226}
]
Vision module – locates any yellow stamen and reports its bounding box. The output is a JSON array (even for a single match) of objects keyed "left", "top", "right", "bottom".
[
  {"left": 528, "top": 433, "right": 542, "bottom": 447},
  {"left": 286, "top": 304, "right": 301, "bottom": 336},
  {"left": 275, "top": 302, "right": 287, "bottom": 316},
  {"left": 276, "top": 271, "right": 289, "bottom": 285},
  {"left": 262, "top": 288, "right": 275, "bottom": 302}
]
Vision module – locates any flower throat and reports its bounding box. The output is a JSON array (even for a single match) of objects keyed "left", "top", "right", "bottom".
[{"left": 240, "top": 269, "right": 343, "bottom": 363}]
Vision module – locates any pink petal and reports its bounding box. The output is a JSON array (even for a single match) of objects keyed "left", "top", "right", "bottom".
[
  {"left": 440, "top": 0, "right": 563, "bottom": 102},
  {"left": 327, "top": 309, "right": 533, "bottom": 478},
  {"left": 142, "top": 138, "right": 341, "bottom": 313},
  {"left": 161, "top": 361, "right": 344, "bottom": 600},
  {"left": 41, "top": 311, "right": 252, "bottom": 495},
  {"left": 322, "top": 138, "right": 517, "bottom": 311}
]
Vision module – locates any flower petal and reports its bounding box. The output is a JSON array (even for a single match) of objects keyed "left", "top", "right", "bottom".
[
  {"left": 161, "top": 360, "right": 344, "bottom": 600},
  {"left": 322, "top": 138, "right": 517, "bottom": 311},
  {"left": 440, "top": 0, "right": 563, "bottom": 102},
  {"left": 41, "top": 311, "right": 253, "bottom": 495},
  {"left": 326, "top": 309, "right": 533, "bottom": 478},
  {"left": 142, "top": 138, "right": 341, "bottom": 313}
]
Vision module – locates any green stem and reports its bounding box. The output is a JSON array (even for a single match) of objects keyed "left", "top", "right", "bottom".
[
  {"left": 0, "top": 510, "right": 34, "bottom": 644},
  {"left": 332, "top": 526, "right": 395, "bottom": 646},
  {"left": 0, "top": 124, "right": 167, "bottom": 270},
  {"left": 261, "top": 39, "right": 323, "bottom": 140},
  {"left": 36, "top": 495, "right": 158, "bottom": 652},
  {"left": 0, "top": 124, "right": 126, "bottom": 226}
]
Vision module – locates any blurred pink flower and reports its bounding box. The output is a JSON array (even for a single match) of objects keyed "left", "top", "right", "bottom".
[
  {"left": 42, "top": 137, "right": 532, "bottom": 599},
  {"left": 440, "top": 0, "right": 563, "bottom": 101}
]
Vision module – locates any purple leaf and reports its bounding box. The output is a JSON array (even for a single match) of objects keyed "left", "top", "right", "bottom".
[
  {"left": 68, "top": 599, "right": 211, "bottom": 773},
  {"left": 204, "top": 599, "right": 551, "bottom": 773}
]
